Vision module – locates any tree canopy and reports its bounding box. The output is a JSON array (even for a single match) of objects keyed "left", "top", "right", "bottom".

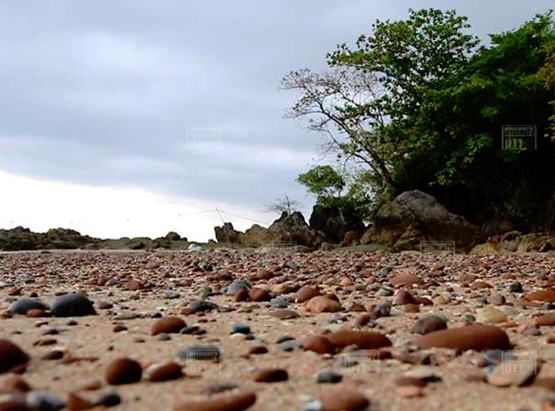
[{"left": 285, "top": 9, "right": 555, "bottom": 230}]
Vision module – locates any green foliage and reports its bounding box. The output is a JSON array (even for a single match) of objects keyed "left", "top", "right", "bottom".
[
  {"left": 297, "top": 165, "right": 345, "bottom": 200},
  {"left": 286, "top": 9, "right": 555, "bottom": 228}
]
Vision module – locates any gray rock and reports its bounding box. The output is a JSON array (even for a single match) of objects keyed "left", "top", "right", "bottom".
[
  {"left": 50, "top": 293, "right": 96, "bottom": 317},
  {"left": 9, "top": 298, "right": 47, "bottom": 315}
]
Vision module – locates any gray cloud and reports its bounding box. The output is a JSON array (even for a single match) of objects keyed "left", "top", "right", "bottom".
[{"left": 1, "top": 0, "right": 553, "bottom": 215}]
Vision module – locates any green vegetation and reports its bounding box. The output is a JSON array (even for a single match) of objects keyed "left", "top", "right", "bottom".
[{"left": 285, "top": 9, "right": 555, "bottom": 230}]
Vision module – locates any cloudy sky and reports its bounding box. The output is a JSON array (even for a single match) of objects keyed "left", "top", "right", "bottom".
[{"left": 1, "top": 0, "right": 553, "bottom": 241}]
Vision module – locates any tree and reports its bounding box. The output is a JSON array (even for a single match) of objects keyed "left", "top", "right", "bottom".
[
  {"left": 282, "top": 8, "right": 478, "bottom": 194},
  {"left": 297, "top": 165, "right": 345, "bottom": 201},
  {"left": 265, "top": 195, "right": 301, "bottom": 216}
]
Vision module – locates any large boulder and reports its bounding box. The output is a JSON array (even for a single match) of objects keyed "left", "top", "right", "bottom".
[
  {"left": 360, "top": 190, "right": 479, "bottom": 251},
  {"left": 309, "top": 204, "right": 365, "bottom": 244},
  {"left": 214, "top": 223, "right": 244, "bottom": 245},
  {"left": 214, "top": 212, "right": 325, "bottom": 249}
]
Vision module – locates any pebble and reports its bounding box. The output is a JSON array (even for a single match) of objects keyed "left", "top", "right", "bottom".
[
  {"left": 487, "top": 358, "right": 539, "bottom": 386},
  {"left": 319, "top": 388, "right": 370, "bottom": 411},
  {"left": 510, "top": 282, "right": 523, "bottom": 293},
  {"left": 66, "top": 392, "right": 94, "bottom": 410},
  {"left": 525, "top": 289, "right": 555, "bottom": 302},
  {"left": 9, "top": 298, "right": 48, "bottom": 315},
  {"left": 189, "top": 300, "right": 219, "bottom": 312},
  {"left": 394, "top": 289, "right": 415, "bottom": 305},
  {"left": 50, "top": 293, "right": 96, "bottom": 317},
  {"left": 96, "top": 392, "right": 121, "bottom": 407},
  {"left": 248, "top": 288, "right": 271, "bottom": 302},
  {"left": 230, "top": 323, "right": 251, "bottom": 335},
  {"left": 325, "top": 330, "right": 392, "bottom": 350},
  {"left": 270, "top": 309, "right": 300, "bottom": 320},
  {"left": 252, "top": 368, "right": 288, "bottom": 382},
  {"left": 316, "top": 371, "right": 343, "bottom": 384},
  {"left": 0, "top": 339, "right": 29, "bottom": 373},
  {"left": 105, "top": 357, "right": 142, "bottom": 385},
  {"left": 226, "top": 279, "right": 250, "bottom": 295},
  {"left": 416, "top": 325, "right": 511, "bottom": 352},
  {"left": 372, "top": 304, "right": 391, "bottom": 318},
  {"left": 144, "top": 362, "right": 183, "bottom": 382},
  {"left": 411, "top": 315, "right": 447, "bottom": 335},
  {"left": 296, "top": 286, "right": 320, "bottom": 302},
  {"left": 173, "top": 391, "right": 256, "bottom": 411},
  {"left": 535, "top": 313, "right": 555, "bottom": 327},
  {"left": 303, "top": 336, "right": 335, "bottom": 355},
  {"left": 306, "top": 296, "right": 342, "bottom": 313},
  {"left": 476, "top": 306, "right": 508, "bottom": 324},
  {"left": 177, "top": 345, "right": 221, "bottom": 362},
  {"left": 151, "top": 317, "right": 187, "bottom": 335},
  {"left": 26, "top": 391, "right": 66, "bottom": 410}
]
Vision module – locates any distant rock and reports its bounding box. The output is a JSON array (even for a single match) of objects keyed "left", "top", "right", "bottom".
[
  {"left": 359, "top": 190, "right": 479, "bottom": 251},
  {"left": 309, "top": 203, "right": 365, "bottom": 244}
]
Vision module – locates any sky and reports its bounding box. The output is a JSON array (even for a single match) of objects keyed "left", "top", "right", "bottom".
[{"left": 1, "top": 0, "right": 553, "bottom": 241}]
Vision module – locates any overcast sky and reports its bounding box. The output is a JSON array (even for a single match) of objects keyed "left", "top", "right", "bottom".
[{"left": 1, "top": 0, "right": 553, "bottom": 241}]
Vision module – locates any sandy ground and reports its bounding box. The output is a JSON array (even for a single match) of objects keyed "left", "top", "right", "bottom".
[{"left": 1, "top": 249, "right": 555, "bottom": 411}]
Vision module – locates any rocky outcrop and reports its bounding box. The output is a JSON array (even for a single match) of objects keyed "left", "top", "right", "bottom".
[
  {"left": 470, "top": 231, "right": 555, "bottom": 254},
  {"left": 309, "top": 204, "right": 365, "bottom": 244},
  {"left": 360, "top": 190, "right": 479, "bottom": 251},
  {"left": 0, "top": 227, "right": 190, "bottom": 251},
  {"left": 214, "top": 212, "right": 325, "bottom": 249}
]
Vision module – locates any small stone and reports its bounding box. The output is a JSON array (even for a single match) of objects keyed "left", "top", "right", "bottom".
[
  {"left": 372, "top": 304, "right": 391, "bottom": 318},
  {"left": 416, "top": 325, "right": 511, "bottom": 352},
  {"left": 296, "top": 286, "right": 320, "bottom": 303},
  {"left": 476, "top": 306, "right": 508, "bottom": 324},
  {"left": 325, "top": 330, "right": 392, "bottom": 350},
  {"left": 411, "top": 315, "right": 447, "bottom": 335},
  {"left": 510, "top": 282, "right": 523, "bottom": 293},
  {"left": 51, "top": 293, "right": 96, "bottom": 317},
  {"left": 189, "top": 300, "right": 218, "bottom": 312},
  {"left": 226, "top": 279, "right": 250, "bottom": 295},
  {"left": 487, "top": 358, "right": 539, "bottom": 387},
  {"left": 26, "top": 391, "right": 66, "bottom": 410},
  {"left": 9, "top": 298, "right": 48, "bottom": 315},
  {"left": 303, "top": 336, "right": 335, "bottom": 355},
  {"left": 394, "top": 290, "right": 414, "bottom": 305},
  {"left": 66, "top": 392, "right": 94, "bottom": 410},
  {"left": 316, "top": 371, "right": 343, "bottom": 384},
  {"left": 319, "top": 388, "right": 369, "bottom": 411},
  {"left": 306, "top": 296, "right": 342, "bottom": 313},
  {"left": 270, "top": 309, "right": 300, "bottom": 320},
  {"left": 105, "top": 357, "right": 142, "bottom": 385},
  {"left": 525, "top": 289, "right": 555, "bottom": 303},
  {"left": 234, "top": 289, "right": 249, "bottom": 302},
  {"left": 432, "top": 295, "right": 448, "bottom": 305},
  {"left": 249, "top": 288, "right": 271, "bottom": 302},
  {"left": 0, "top": 339, "right": 30, "bottom": 373},
  {"left": 278, "top": 340, "right": 298, "bottom": 352},
  {"left": 270, "top": 295, "right": 289, "bottom": 308},
  {"left": 151, "top": 317, "right": 186, "bottom": 335},
  {"left": 489, "top": 294, "right": 506, "bottom": 305},
  {"left": 96, "top": 392, "right": 121, "bottom": 407},
  {"left": 252, "top": 368, "right": 288, "bottom": 383},
  {"left": 173, "top": 391, "right": 256, "bottom": 411},
  {"left": 535, "top": 313, "right": 555, "bottom": 327},
  {"left": 177, "top": 345, "right": 220, "bottom": 362},
  {"left": 230, "top": 323, "right": 251, "bottom": 335},
  {"left": 246, "top": 345, "right": 268, "bottom": 355},
  {"left": 144, "top": 362, "right": 183, "bottom": 382}
]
